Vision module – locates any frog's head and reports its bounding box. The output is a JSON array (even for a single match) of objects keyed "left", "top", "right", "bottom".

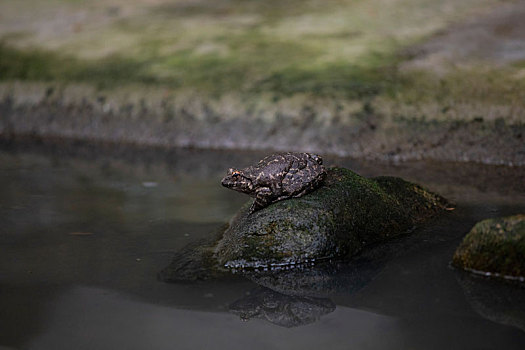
[
  {"left": 221, "top": 168, "right": 254, "bottom": 193},
  {"left": 309, "top": 153, "right": 323, "bottom": 165}
]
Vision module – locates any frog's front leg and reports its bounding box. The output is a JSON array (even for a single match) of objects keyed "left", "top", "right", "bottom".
[{"left": 249, "top": 187, "right": 273, "bottom": 214}]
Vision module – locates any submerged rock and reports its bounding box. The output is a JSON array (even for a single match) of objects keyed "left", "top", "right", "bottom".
[
  {"left": 452, "top": 214, "right": 525, "bottom": 281},
  {"left": 215, "top": 167, "right": 450, "bottom": 268},
  {"left": 158, "top": 224, "right": 233, "bottom": 282},
  {"left": 160, "top": 167, "right": 450, "bottom": 281}
]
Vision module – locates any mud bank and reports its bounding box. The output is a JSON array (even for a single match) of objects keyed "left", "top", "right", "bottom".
[{"left": 1, "top": 82, "right": 523, "bottom": 166}]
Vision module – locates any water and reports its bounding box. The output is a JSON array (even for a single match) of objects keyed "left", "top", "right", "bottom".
[{"left": 1, "top": 141, "right": 524, "bottom": 350}]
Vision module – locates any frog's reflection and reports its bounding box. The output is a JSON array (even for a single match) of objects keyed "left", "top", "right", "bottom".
[{"left": 229, "top": 286, "right": 336, "bottom": 327}]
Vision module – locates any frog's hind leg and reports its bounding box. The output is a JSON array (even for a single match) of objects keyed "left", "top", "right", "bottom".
[
  {"left": 283, "top": 169, "right": 318, "bottom": 198},
  {"left": 249, "top": 187, "right": 273, "bottom": 214},
  {"left": 291, "top": 187, "right": 310, "bottom": 198}
]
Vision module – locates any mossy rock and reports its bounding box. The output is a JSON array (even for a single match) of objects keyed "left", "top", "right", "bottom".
[
  {"left": 214, "top": 167, "right": 449, "bottom": 269},
  {"left": 452, "top": 214, "right": 525, "bottom": 280},
  {"left": 160, "top": 167, "right": 450, "bottom": 281}
]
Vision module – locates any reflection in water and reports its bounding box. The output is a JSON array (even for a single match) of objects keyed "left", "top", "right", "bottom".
[
  {"left": 223, "top": 227, "right": 405, "bottom": 327},
  {"left": 243, "top": 251, "right": 389, "bottom": 298},
  {"left": 225, "top": 240, "right": 396, "bottom": 327},
  {"left": 23, "top": 286, "right": 403, "bottom": 350},
  {"left": 456, "top": 271, "right": 525, "bottom": 332},
  {"left": 229, "top": 287, "right": 336, "bottom": 327},
  {"left": 157, "top": 220, "right": 388, "bottom": 327}
]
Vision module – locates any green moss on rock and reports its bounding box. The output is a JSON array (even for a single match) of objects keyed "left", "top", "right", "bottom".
[
  {"left": 452, "top": 214, "right": 525, "bottom": 280},
  {"left": 214, "top": 167, "right": 450, "bottom": 268}
]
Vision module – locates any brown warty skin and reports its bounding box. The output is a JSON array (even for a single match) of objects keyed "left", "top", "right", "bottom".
[{"left": 221, "top": 152, "right": 326, "bottom": 213}]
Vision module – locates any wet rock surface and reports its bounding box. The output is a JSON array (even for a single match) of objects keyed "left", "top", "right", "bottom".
[
  {"left": 452, "top": 214, "right": 525, "bottom": 281},
  {"left": 160, "top": 167, "right": 450, "bottom": 281}
]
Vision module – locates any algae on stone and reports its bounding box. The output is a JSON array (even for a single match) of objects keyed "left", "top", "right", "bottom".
[{"left": 452, "top": 214, "right": 525, "bottom": 280}]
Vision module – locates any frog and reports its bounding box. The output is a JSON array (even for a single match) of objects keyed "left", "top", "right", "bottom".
[{"left": 221, "top": 152, "right": 327, "bottom": 214}]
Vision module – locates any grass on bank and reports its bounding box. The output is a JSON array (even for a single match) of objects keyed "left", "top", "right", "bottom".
[
  {"left": 1, "top": 0, "right": 524, "bottom": 117},
  {"left": 0, "top": 40, "right": 397, "bottom": 99},
  {"left": 2, "top": 40, "right": 525, "bottom": 117}
]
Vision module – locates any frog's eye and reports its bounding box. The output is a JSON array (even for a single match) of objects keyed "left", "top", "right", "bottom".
[{"left": 311, "top": 154, "right": 323, "bottom": 165}]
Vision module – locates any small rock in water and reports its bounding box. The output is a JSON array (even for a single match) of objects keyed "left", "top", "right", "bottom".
[
  {"left": 142, "top": 181, "right": 158, "bottom": 188},
  {"left": 452, "top": 214, "right": 525, "bottom": 280}
]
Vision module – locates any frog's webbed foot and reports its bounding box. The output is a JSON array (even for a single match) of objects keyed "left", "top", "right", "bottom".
[{"left": 249, "top": 187, "right": 273, "bottom": 214}]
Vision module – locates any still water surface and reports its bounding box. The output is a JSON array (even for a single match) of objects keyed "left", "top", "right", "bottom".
[{"left": 1, "top": 143, "right": 524, "bottom": 350}]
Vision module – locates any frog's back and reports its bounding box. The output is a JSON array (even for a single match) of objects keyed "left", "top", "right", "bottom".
[
  {"left": 248, "top": 153, "right": 294, "bottom": 185},
  {"left": 281, "top": 153, "right": 326, "bottom": 196}
]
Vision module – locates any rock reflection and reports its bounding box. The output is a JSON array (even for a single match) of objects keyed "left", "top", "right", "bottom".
[
  {"left": 229, "top": 286, "right": 336, "bottom": 328},
  {"left": 227, "top": 254, "right": 388, "bottom": 327},
  {"left": 243, "top": 246, "right": 391, "bottom": 298},
  {"left": 455, "top": 271, "right": 525, "bottom": 332},
  {"left": 160, "top": 224, "right": 391, "bottom": 328}
]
